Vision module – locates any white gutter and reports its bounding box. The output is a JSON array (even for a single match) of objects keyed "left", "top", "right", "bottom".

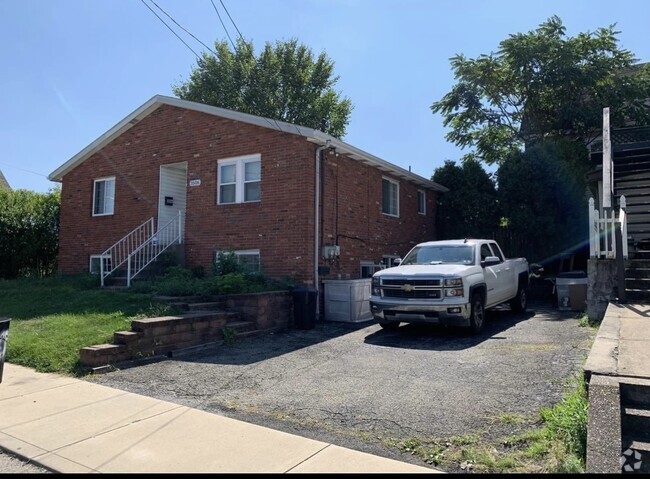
[{"left": 314, "top": 141, "right": 330, "bottom": 312}]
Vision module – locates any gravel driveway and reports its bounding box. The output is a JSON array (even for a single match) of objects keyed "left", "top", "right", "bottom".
[{"left": 90, "top": 301, "right": 594, "bottom": 471}]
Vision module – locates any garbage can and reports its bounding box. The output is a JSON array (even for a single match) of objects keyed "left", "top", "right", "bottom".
[
  {"left": 293, "top": 288, "right": 317, "bottom": 329},
  {"left": 0, "top": 318, "right": 10, "bottom": 384},
  {"left": 556, "top": 272, "right": 587, "bottom": 312}
]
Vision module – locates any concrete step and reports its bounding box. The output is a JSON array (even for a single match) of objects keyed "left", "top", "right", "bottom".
[
  {"left": 628, "top": 259, "right": 650, "bottom": 269},
  {"left": 625, "top": 278, "right": 650, "bottom": 289},
  {"left": 621, "top": 382, "right": 650, "bottom": 408},
  {"left": 626, "top": 268, "right": 650, "bottom": 278},
  {"left": 622, "top": 408, "right": 650, "bottom": 441},
  {"left": 625, "top": 289, "right": 650, "bottom": 302}
]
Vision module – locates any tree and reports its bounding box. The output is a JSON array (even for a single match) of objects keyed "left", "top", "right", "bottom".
[
  {"left": 497, "top": 140, "right": 589, "bottom": 264},
  {"left": 432, "top": 159, "right": 500, "bottom": 239},
  {"left": 173, "top": 38, "right": 353, "bottom": 138},
  {"left": 432, "top": 16, "right": 650, "bottom": 165},
  {"left": 0, "top": 188, "right": 60, "bottom": 279}
]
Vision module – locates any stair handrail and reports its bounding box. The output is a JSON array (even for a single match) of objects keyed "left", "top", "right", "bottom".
[
  {"left": 101, "top": 217, "right": 154, "bottom": 287},
  {"left": 127, "top": 211, "right": 183, "bottom": 287}
]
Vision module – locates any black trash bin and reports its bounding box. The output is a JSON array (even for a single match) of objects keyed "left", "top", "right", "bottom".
[
  {"left": 0, "top": 318, "right": 10, "bottom": 384},
  {"left": 293, "top": 288, "right": 317, "bottom": 330}
]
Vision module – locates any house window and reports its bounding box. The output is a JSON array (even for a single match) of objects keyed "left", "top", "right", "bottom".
[
  {"left": 89, "top": 255, "right": 112, "bottom": 274},
  {"left": 218, "top": 154, "right": 261, "bottom": 204},
  {"left": 417, "top": 190, "right": 426, "bottom": 215},
  {"left": 382, "top": 178, "right": 399, "bottom": 216},
  {"left": 381, "top": 255, "right": 400, "bottom": 269},
  {"left": 93, "top": 177, "right": 115, "bottom": 216},
  {"left": 215, "top": 249, "right": 261, "bottom": 273}
]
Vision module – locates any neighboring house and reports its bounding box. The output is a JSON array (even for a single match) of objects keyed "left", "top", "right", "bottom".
[
  {"left": 0, "top": 169, "right": 10, "bottom": 191},
  {"left": 587, "top": 109, "right": 650, "bottom": 320},
  {"left": 48, "top": 95, "right": 447, "bottom": 292}
]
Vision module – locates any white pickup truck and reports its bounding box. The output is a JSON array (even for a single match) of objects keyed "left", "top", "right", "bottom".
[{"left": 369, "top": 239, "right": 529, "bottom": 333}]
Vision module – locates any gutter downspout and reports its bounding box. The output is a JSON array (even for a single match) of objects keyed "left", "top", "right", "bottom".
[{"left": 315, "top": 141, "right": 330, "bottom": 318}]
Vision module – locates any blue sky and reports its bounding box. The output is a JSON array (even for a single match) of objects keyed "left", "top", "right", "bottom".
[{"left": 1, "top": 0, "right": 649, "bottom": 193}]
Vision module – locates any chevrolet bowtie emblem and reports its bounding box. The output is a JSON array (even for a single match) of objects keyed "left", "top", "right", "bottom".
[{"left": 401, "top": 284, "right": 414, "bottom": 292}]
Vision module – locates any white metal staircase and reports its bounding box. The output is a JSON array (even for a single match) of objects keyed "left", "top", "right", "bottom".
[{"left": 100, "top": 211, "right": 183, "bottom": 287}]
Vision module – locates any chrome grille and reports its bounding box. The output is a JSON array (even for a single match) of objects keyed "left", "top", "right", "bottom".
[
  {"left": 381, "top": 278, "right": 442, "bottom": 287},
  {"left": 383, "top": 289, "right": 441, "bottom": 299}
]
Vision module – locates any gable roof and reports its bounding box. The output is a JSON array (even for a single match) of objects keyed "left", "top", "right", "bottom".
[
  {"left": 48, "top": 95, "right": 448, "bottom": 192},
  {"left": 0, "top": 169, "right": 10, "bottom": 191}
]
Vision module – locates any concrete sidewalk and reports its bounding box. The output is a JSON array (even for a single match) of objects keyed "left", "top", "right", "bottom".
[{"left": 0, "top": 364, "right": 437, "bottom": 473}]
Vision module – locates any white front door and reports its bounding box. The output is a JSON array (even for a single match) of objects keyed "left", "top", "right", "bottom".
[{"left": 158, "top": 162, "right": 188, "bottom": 240}]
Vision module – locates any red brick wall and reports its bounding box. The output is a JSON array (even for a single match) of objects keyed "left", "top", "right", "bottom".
[
  {"left": 58, "top": 104, "right": 438, "bottom": 285},
  {"left": 319, "top": 152, "right": 437, "bottom": 280}
]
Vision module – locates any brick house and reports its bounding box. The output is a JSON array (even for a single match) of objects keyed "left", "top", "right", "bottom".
[{"left": 48, "top": 95, "right": 447, "bottom": 291}]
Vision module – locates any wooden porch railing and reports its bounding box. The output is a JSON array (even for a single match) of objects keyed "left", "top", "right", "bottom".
[{"left": 589, "top": 196, "right": 628, "bottom": 259}]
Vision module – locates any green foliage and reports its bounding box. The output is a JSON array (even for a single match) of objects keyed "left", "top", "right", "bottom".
[
  {"left": 540, "top": 377, "right": 588, "bottom": 462},
  {"left": 173, "top": 38, "right": 353, "bottom": 138},
  {"left": 0, "top": 276, "right": 156, "bottom": 374},
  {"left": 497, "top": 140, "right": 589, "bottom": 264},
  {"left": 214, "top": 251, "right": 244, "bottom": 276},
  {"left": 222, "top": 327, "right": 236, "bottom": 345},
  {"left": 432, "top": 159, "right": 500, "bottom": 239},
  {"left": 0, "top": 188, "right": 60, "bottom": 279},
  {"left": 432, "top": 15, "right": 650, "bottom": 165},
  {"left": 201, "top": 272, "right": 267, "bottom": 295}
]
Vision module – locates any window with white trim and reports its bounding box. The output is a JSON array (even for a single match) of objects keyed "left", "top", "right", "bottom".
[
  {"left": 218, "top": 154, "right": 261, "bottom": 204},
  {"left": 417, "top": 190, "right": 426, "bottom": 215},
  {"left": 215, "top": 249, "right": 261, "bottom": 273},
  {"left": 89, "top": 255, "right": 112, "bottom": 275},
  {"left": 381, "top": 177, "right": 399, "bottom": 216},
  {"left": 360, "top": 261, "right": 382, "bottom": 278},
  {"left": 381, "top": 255, "right": 400, "bottom": 269},
  {"left": 93, "top": 177, "right": 115, "bottom": 216}
]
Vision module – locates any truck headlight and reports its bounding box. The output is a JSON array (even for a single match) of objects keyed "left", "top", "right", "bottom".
[
  {"left": 444, "top": 278, "right": 463, "bottom": 287},
  {"left": 445, "top": 288, "right": 464, "bottom": 297},
  {"left": 372, "top": 276, "right": 380, "bottom": 286}
]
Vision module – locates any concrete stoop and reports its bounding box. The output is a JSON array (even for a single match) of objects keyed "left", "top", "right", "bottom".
[{"left": 585, "top": 302, "right": 650, "bottom": 474}]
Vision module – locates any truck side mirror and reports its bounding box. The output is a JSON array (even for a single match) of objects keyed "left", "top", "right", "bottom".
[
  {"left": 393, "top": 258, "right": 402, "bottom": 266},
  {"left": 481, "top": 256, "right": 500, "bottom": 268}
]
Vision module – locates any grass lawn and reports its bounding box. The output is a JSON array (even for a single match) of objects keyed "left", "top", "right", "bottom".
[{"left": 0, "top": 275, "right": 167, "bottom": 376}]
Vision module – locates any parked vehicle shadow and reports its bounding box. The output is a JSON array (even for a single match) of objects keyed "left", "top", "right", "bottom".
[{"left": 362, "top": 303, "right": 553, "bottom": 352}]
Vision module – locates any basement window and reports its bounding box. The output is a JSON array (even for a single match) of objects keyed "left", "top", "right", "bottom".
[
  {"left": 89, "top": 255, "right": 112, "bottom": 275},
  {"left": 215, "top": 249, "right": 261, "bottom": 273},
  {"left": 218, "top": 154, "right": 261, "bottom": 204},
  {"left": 92, "top": 177, "right": 115, "bottom": 216}
]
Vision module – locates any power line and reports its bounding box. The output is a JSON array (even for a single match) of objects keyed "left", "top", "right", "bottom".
[
  {"left": 209, "top": 0, "right": 236, "bottom": 51},
  {"left": 0, "top": 161, "right": 48, "bottom": 178},
  {"left": 140, "top": 0, "right": 201, "bottom": 59},
  {"left": 219, "top": 0, "right": 245, "bottom": 44},
  {"left": 148, "top": 0, "right": 216, "bottom": 56}
]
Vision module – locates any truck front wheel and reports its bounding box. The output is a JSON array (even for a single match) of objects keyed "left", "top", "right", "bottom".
[{"left": 469, "top": 294, "right": 485, "bottom": 334}]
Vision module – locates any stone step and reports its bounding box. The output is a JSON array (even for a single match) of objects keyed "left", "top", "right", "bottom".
[
  {"left": 79, "top": 343, "right": 130, "bottom": 368},
  {"left": 113, "top": 330, "right": 143, "bottom": 345},
  {"left": 131, "top": 311, "right": 239, "bottom": 333},
  {"left": 153, "top": 295, "right": 211, "bottom": 304},
  {"left": 186, "top": 302, "right": 227, "bottom": 311},
  {"left": 622, "top": 408, "right": 650, "bottom": 441},
  {"left": 225, "top": 320, "right": 257, "bottom": 333}
]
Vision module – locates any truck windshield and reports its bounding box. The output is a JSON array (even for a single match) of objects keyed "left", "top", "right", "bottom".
[{"left": 401, "top": 245, "right": 475, "bottom": 266}]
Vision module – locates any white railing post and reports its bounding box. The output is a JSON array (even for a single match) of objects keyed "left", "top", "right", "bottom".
[
  {"left": 609, "top": 209, "right": 616, "bottom": 259},
  {"left": 620, "top": 195, "right": 628, "bottom": 259},
  {"left": 127, "top": 256, "right": 131, "bottom": 288},
  {"left": 589, "top": 198, "right": 596, "bottom": 258},
  {"left": 595, "top": 209, "right": 601, "bottom": 258},
  {"left": 178, "top": 210, "right": 182, "bottom": 244}
]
